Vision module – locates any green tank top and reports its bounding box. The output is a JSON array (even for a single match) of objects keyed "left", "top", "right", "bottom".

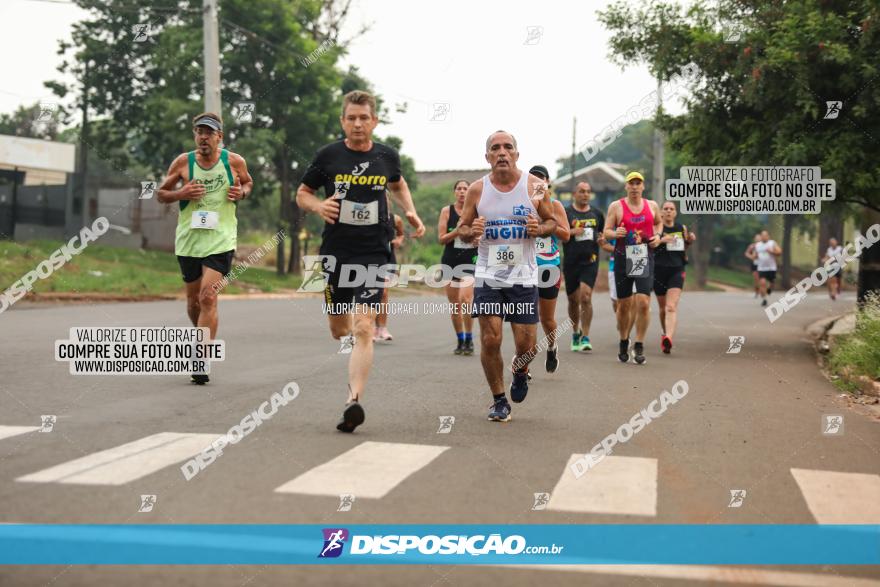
[{"left": 174, "top": 149, "right": 237, "bottom": 257}]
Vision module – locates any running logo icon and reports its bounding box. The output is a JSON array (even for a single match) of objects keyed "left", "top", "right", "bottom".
[
  {"left": 523, "top": 25, "right": 543, "bottom": 45},
  {"left": 531, "top": 492, "right": 550, "bottom": 510},
  {"left": 36, "top": 103, "right": 57, "bottom": 122},
  {"left": 318, "top": 528, "right": 349, "bottom": 558},
  {"left": 39, "top": 415, "right": 56, "bottom": 433},
  {"left": 727, "top": 336, "right": 745, "bottom": 354},
  {"left": 140, "top": 181, "right": 156, "bottom": 200},
  {"left": 824, "top": 101, "right": 842, "bottom": 120},
  {"left": 233, "top": 101, "right": 255, "bottom": 123},
  {"left": 337, "top": 494, "right": 355, "bottom": 512},
  {"left": 338, "top": 335, "right": 355, "bottom": 354},
  {"left": 437, "top": 416, "right": 455, "bottom": 434},
  {"left": 131, "top": 23, "right": 154, "bottom": 43},
  {"left": 299, "top": 255, "right": 335, "bottom": 293},
  {"left": 728, "top": 489, "right": 747, "bottom": 508},
  {"left": 822, "top": 415, "right": 844, "bottom": 435},
  {"left": 333, "top": 181, "right": 350, "bottom": 199},
  {"left": 138, "top": 494, "right": 156, "bottom": 513},
  {"left": 429, "top": 103, "right": 450, "bottom": 122}
]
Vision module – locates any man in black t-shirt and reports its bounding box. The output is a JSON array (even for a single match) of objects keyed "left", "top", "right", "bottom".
[
  {"left": 296, "top": 90, "right": 425, "bottom": 433},
  {"left": 561, "top": 182, "right": 605, "bottom": 352}
]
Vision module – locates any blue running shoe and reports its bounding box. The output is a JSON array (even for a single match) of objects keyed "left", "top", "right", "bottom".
[
  {"left": 487, "top": 395, "right": 512, "bottom": 422},
  {"left": 510, "top": 369, "right": 529, "bottom": 403}
]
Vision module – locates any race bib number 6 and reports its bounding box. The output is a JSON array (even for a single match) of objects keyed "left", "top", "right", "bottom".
[
  {"left": 489, "top": 244, "right": 523, "bottom": 266},
  {"left": 339, "top": 199, "right": 378, "bottom": 226},
  {"left": 191, "top": 210, "right": 219, "bottom": 229}
]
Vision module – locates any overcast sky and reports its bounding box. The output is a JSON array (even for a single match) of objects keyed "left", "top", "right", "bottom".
[{"left": 0, "top": 0, "right": 683, "bottom": 173}]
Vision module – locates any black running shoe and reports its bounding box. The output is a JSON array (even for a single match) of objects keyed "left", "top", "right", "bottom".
[
  {"left": 463, "top": 339, "right": 474, "bottom": 355},
  {"left": 618, "top": 339, "right": 630, "bottom": 363},
  {"left": 761, "top": 298, "right": 768, "bottom": 307},
  {"left": 633, "top": 342, "right": 646, "bottom": 365},
  {"left": 191, "top": 374, "right": 209, "bottom": 385},
  {"left": 487, "top": 394, "right": 512, "bottom": 422},
  {"left": 454, "top": 339, "right": 464, "bottom": 355},
  {"left": 510, "top": 369, "right": 529, "bottom": 403},
  {"left": 336, "top": 400, "right": 365, "bottom": 433},
  {"left": 545, "top": 346, "right": 559, "bottom": 373}
]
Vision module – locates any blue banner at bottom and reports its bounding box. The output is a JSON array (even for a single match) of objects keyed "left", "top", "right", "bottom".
[{"left": 1, "top": 524, "right": 878, "bottom": 565}]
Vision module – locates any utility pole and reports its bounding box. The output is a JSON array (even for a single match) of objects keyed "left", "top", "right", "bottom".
[
  {"left": 80, "top": 61, "right": 91, "bottom": 225},
  {"left": 203, "top": 0, "right": 222, "bottom": 114},
  {"left": 652, "top": 79, "right": 665, "bottom": 201},
  {"left": 569, "top": 116, "right": 577, "bottom": 195}
]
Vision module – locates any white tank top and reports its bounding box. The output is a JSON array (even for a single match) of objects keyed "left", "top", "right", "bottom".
[{"left": 475, "top": 171, "right": 538, "bottom": 286}]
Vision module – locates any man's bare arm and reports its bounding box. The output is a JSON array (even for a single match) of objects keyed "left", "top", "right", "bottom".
[
  {"left": 157, "top": 154, "right": 204, "bottom": 204},
  {"left": 388, "top": 177, "right": 425, "bottom": 238}
]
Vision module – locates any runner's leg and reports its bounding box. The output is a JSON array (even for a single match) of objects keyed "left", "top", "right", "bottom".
[
  {"left": 634, "top": 293, "right": 650, "bottom": 343},
  {"left": 656, "top": 293, "right": 667, "bottom": 334},
  {"left": 185, "top": 279, "right": 201, "bottom": 327},
  {"left": 664, "top": 288, "right": 682, "bottom": 340},
  {"left": 479, "top": 315, "right": 504, "bottom": 395},
  {"left": 197, "top": 267, "right": 226, "bottom": 339},
  {"left": 348, "top": 308, "right": 376, "bottom": 400}
]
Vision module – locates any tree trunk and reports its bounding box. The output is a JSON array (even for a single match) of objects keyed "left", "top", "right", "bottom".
[
  {"left": 780, "top": 215, "right": 794, "bottom": 289},
  {"left": 691, "top": 216, "right": 714, "bottom": 288},
  {"left": 857, "top": 207, "right": 880, "bottom": 304},
  {"left": 286, "top": 209, "right": 303, "bottom": 275}
]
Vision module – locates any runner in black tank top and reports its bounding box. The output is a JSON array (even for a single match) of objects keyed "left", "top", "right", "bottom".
[
  {"left": 653, "top": 201, "right": 695, "bottom": 354},
  {"left": 438, "top": 179, "right": 477, "bottom": 355}
]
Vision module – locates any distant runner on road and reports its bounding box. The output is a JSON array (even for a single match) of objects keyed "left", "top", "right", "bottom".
[{"left": 438, "top": 179, "right": 478, "bottom": 355}]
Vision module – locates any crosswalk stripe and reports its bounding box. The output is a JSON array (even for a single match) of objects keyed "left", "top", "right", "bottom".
[
  {"left": 547, "top": 454, "right": 658, "bottom": 516},
  {"left": 275, "top": 441, "right": 450, "bottom": 499},
  {"left": 791, "top": 468, "right": 880, "bottom": 524},
  {"left": 501, "top": 564, "right": 880, "bottom": 586},
  {"left": 15, "top": 432, "right": 220, "bottom": 486},
  {"left": 0, "top": 426, "right": 41, "bottom": 441}
]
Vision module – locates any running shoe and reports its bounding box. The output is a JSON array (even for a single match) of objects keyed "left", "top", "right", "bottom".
[
  {"left": 510, "top": 368, "right": 529, "bottom": 403},
  {"left": 545, "top": 346, "right": 559, "bottom": 373},
  {"left": 454, "top": 339, "right": 464, "bottom": 355},
  {"left": 633, "top": 342, "right": 646, "bottom": 365},
  {"left": 191, "top": 373, "right": 209, "bottom": 385},
  {"left": 618, "top": 339, "right": 630, "bottom": 363},
  {"left": 376, "top": 327, "right": 393, "bottom": 342},
  {"left": 570, "top": 331, "right": 582, "bottom": 352},
  {"left": 463, "top": 339, "right": 474, "bottom": 355},
  {"left": 661, "top": 335, "right": 672, "bottom": 354},
  {"left": 761, "top": 298, "right": 768, "bottom": 307},
  {"left": 578, "top": 335, "right": 593, "bottom": 352},
  {"left": 487, "top": 394, "right": 512, "bottom": 422},
  {"left": 336, "top": 400, "right": 365, "bottom": 433}
]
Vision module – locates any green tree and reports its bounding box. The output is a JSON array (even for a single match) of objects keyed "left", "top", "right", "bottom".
[
  {"left": 599, "top": 0, "right": 880, "bottom": 297},
  {"left": 0, "top": 103, "right": 60, "bottom": 140}
]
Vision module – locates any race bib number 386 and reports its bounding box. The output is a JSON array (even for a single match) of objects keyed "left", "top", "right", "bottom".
[{"left": 489, "top": 244, "right": 523, "bottom": 266}]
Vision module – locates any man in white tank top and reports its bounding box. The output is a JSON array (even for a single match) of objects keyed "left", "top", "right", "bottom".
[{"left": 457, "top": 130, "right": 557, "bottom": 423}]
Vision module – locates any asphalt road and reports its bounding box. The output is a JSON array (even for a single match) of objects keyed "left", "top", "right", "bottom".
[{"left": 0, "top": 289, "right": 878, "bottom": 586}]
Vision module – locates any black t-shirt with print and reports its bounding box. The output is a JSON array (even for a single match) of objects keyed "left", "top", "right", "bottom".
[
  {"left": 654, "top": 222, "right": 687, "bottom": 267},
  {"left": 562, "top": 204, "right": 605, "bottom": 266},
  {"left": 301, "top": 140, "right": 402, "bottom": 258}
]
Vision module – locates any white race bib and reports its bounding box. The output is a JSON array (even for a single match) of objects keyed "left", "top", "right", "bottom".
[
  {"left": 535, "top": 236, "right": 552, "bottom": 253},
  {"left": 339, "top": 199, "right": 378, "bottom": 226},
  {"left": 626, "top": 244, "right": 648, "bottom": 277},
  {"left": 575, "top": 227, "right": 594, "bottom": 242},
  {"left": 454, "top": 236, "right": 475, "bottom": 249},
  {"left": 667, "top": 234, "right": 685, "bottom": 251},
  {"left": 488, "top": 244, "right": 523, "bottom": 267},
  {"left": 191, "top": 210, "right": 219, "bottom": 229}
]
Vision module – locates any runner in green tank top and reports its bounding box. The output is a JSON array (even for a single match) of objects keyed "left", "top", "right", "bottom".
[{"left": 157, "top": 112, "right": 253, "bottom": 384}]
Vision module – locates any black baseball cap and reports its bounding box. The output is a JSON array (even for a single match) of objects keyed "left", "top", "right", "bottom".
[
  {"left": 193, "top": 116, "right": 222, "bottom": 131},
  {"left": 529, "top": 165, "right": 550, "bottom": 181}
]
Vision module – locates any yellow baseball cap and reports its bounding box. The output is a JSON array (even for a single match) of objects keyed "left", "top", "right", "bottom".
[{"left": 625, "top": 171, "right": 645, "bottom": 183}]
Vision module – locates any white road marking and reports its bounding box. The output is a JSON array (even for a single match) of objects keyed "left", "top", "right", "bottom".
[
  {"left": 275, "top": 441, "right": 450, "bottom": 499},
  {"left": 791, "top": 468, "right": 880, "bottom": 524},
  {"left": 499, "top": 565, "right": 880, "bottom": 586},
  {"left": 15, "top": 432, "right": 220, "bottom": 486},
  {"left": 547, "top": 454, "right": 658, "bottom": 516},
  {"left": 0, "top": 426, "right": 41, "bottom": 441}
]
